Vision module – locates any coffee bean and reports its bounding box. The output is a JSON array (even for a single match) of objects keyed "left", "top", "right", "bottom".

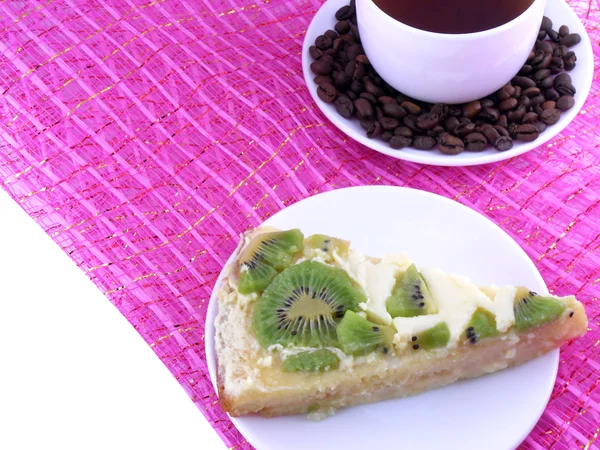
[
  {"left": 428, "top": 126, "right": 447, "bottom": 142},
  {"left": 518, "top": 64, "right": 533, "bottom": 76},
  {"left": 366, "top": 121, "right": 382, "bottom": 138},
  {"left": 534, "top": 69, "right": 551, "bottom": 83},
  {"left": 413, "top": 135, "right": 436, "bottom": 150},
  {"left": 314, "top": 75, "right": 332, "bottom": 85},
  {"left": 447, "top": 106, "right": 462, "bottom": 117},
  {"left": 541, "top": 108, "right": 561, "bottom": 125},
  {"left": 437, "top": 134, "right": 464, "bottom": 155},
  {"left": 556, "top": 95, "right": 575, "bottom": 111},
  {"left": 464, "top": 133, "right": 487, "bottom": 152},
  {"left": 557, "top": 25, "right": 569, "bottom": 37},
  {"left": 536, "top": 40, "right": 553, "bottom": 54},
  {"left": 495, "top": 136, "right": 514, "bottom": 151},
  {"left": 354, "top": 55, "right": 370, "bottom": 66},
  {"left": 309, "top": 46, "right": 323, "bottom": 60},
  {"left": 534, "top": 53, "right": 553, "bottom": 70},
  {"left": 335, "top": 20, "right": 351, "bottom": 34},
  {"left": 315, "top": 35, "right": 333, "bottom": 50},
  {"left": 381, "top": 131, "right": 393, "bottom": 142},
  {"left": 528, "top": 95, "right": 543, "bottom": 107},
  {"left": 364, "top": 79, "right": 384, "bottom": 97},
  {"left": 541, "top": 16, "right": 552, "bottom": 31},
  {"left": 360, "top": 118, "right": 372, "bottom": 131},
  {"left": 496, "top": 115, "right": 508, "bottom": 128},
  {"left": 509, "top": 106, "right": 527, "bottom": 124},
  {"left": 354, "top": 98, "right": 373, "bottom": 119},
  {"left": 554, "top": 73, "right": 572, "bottom": 88},
  {"left": 533, "top": 104, "right": 544, "bottom": 116},
  {"left": 538, "top": 30, "right": 547, "bottom": 40},
  {"left": 349, "top": 79, "right": 363, "bottom": 93},
  {"left": 544, "top": 88, "right": 559, "bottom": 101},
  {"left": 350, "top": 24, "right": 360, "bottom": 41},
  {"left": 359, "top": 92, "right": 377, "bottom": 104},
  {"left": 417, "top": 112, "right": 441, "bottom": 130},
  {"left": 523, "top": 87, "right": 541, "bottom": 98},
  {"left": 335, "top": 5, "right": 354, "bottom": 20},
  {"left": 512, "top": 76, "right": 536, "bottom": 89},
  {"left": 311, "top": 60, "right": 333, "bottom": 76},
  {"left": 521, "top": 112, "right": 539, "bottom": 124},
  {"left": 443, "top": 116, "right": 460, "bottom": 132},
  {"left": 462, "top": 100, "right": 482, "bottom": 119},
  {"left": 498, "top": 98, "right": 518, "bottom": 112},
  {"left": 547, "top": 29, "right": 560, "bottom": 43},
  {"left": 479, "top": 99, "right": 493, "bottom": 109},
  {"left": 479, "top": 125, "right": 500, "bottom": 145},
  {"left": 346, "top": 91, "right": 357, "bottom": 101},
  {"left": 560, "top": 33, "right": 581, "bottom": 48},
  {"left": 554, "top": 45, "right": 569, "bottom": 58},
  {"left": 530, "top": 50, "right": 545, "bottom": 66},
  {"left": 335, "top": 95, "right": 354, "bottom": 118},
  {"left": 380, "top": 117, "right": 400, "bottom": 130},
  {"left": 538, "top": 77, "right": 554, "bottom": 90},
  {"left": 515, "top": 124, "right": 540, "bottom": 142},
  {"left": 403, "top": 115, "right": 422, "bottom": 132},
  {"left": 564, "top": 51, "right": 577, "bottom": 71},
  {"left": 383, "top": 103, "right": 407, "bottom": 119},
  {"left": 394, "top": 126, "right": 413, "bottom": 137},
  {"left": 513, "top": 86, "right": 522, "bottom": 98},
  {"left": 542, "top": 100, "right": 556, "bottom": 110},
  {"left": 377, "top": 96, "right": 396, "bottom": 105},
  {"left": 375, "top": 106, "right": 384, "bottom": 121},
  {"left": 346, "top": 44, "right": 364, "bottom": 61},
  {"left": 535, "top": 122, "right": 547, "bottom": 133},
  {"left": 325, "top": 29, "right": 339, "bottom": 40},
  {"left": 389, "top": 135, "right": 411, "bottom": 149},
  {"left": 317, "top": 83, "right": 337, "bottom": 103},
  {"left": 431, "top": 104, "right": 449, "bottom": 120},
  {"left": 341, "top": 34, "right": 355, "bottom": 45},
  {"left": 454, "top": 122, "right": 476, "bottom": 137},
  {"left": 333, "top": 72, "right": 351, "bottom": 89},
  {"left": 493, "top": 125, "right": 509, "bottom": 137},
  {"left": 549, "top": 57, "right": 565, "bottom": 74},
  {"left": 479, "top": 107, "right": 500, "bottom": 122},
  {"left": 401, "top": 101, "right": 421, "bottom": 115},
  {"left": 508, "top": 122, "right": 519, "bottom": 138},
  {"left": 557, "top": 82, "right": 576, "bottom": 96}
]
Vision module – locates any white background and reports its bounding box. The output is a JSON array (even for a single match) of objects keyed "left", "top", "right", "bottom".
[{"left": 0, "top": 191, "right": 226, "bottom": 449}]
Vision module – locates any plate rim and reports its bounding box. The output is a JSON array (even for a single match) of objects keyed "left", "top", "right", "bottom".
[
  {"left": 301, "top": 0, "right": 594, "bottom": 167},
  {"left": 204, "top": 185, "right": 559, "bottom": 450}
]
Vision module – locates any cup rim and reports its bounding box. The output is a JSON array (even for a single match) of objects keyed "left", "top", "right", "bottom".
[{"left": 363, "top": 0, "right": 544, "bottom": 39}]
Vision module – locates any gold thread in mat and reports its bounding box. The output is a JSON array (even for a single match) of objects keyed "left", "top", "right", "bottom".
[{"left": 584, "top": 426, "right": 600, "bottom": 450}]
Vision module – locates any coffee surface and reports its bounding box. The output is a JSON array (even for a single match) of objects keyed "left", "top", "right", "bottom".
[{"left": 373, "top": 0, "right": 535, "bottom": 34}]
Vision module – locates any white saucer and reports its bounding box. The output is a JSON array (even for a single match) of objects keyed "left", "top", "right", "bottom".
[
  {"left": 205, "top": 186, "right": 559, "bottom": 450},
  {"left": 302, "top": 0, "right": 593, "bottom": 166}
]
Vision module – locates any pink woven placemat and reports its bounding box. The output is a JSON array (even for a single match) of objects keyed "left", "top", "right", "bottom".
[{"left": 0, "top": 0, "right": 599, "bottom": 448}]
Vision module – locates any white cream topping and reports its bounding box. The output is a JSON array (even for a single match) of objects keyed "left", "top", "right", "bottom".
[
  {"left": 392, "top": 268, "right": 517, "bottom": 347},
  {"left": 334, "top": 250, "right": 412, "bottom": 325}
]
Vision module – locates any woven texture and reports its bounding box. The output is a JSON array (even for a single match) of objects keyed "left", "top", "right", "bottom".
[{"left": 0, "top": 0, "right": 599, "bottom": 448}]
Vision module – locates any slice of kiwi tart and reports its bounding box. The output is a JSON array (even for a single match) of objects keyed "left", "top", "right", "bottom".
[
  {"left": 386, "top": 264, "right": 438, "bottom": 318},
  {"left": 253, "top": 260, "right": 366, "bottom": 348},
  {"left": 238, "top": 229, "right": 304, "bottom": 294},
  {"left": 216, "top": 228, "right": 588, "bottom": 418}
]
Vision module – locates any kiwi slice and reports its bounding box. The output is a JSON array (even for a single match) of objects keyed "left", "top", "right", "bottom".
[
  {"left": 465, "top": 309, "right": 497, "bottom": 344},
  {"left": 411, "top": 322, "right": 450, "bottom": 350},
  {"left": 238, "top": 229, "right": 304, "bottom": 294},
  {"left": 336, "top": 310, "right": 395, "bottom": 356},
  {"left": 514, "top": 287, "right": 565, "bottom": 332},
  {"left": 253, "top": 260, "right": 364, "bottom": 348},
  {"left": 281, "top": 349, "right": 340, "bottom": 372},
  {"left": 386, "top": 264, "right": 438, "bottom": 318},
  {"left": 306, "top": 234, "right": 350, "bottom": 255}
]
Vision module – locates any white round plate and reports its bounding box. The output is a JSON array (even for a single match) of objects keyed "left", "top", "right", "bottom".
[
  {"left": 302, "top": 0, "right": 593, "bottom": 166},
  {"left": 205, "top": 186, "right": 558, "bottom": 450}
]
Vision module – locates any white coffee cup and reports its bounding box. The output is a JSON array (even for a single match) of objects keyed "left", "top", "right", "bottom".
[{"left": 356, "top": 0, "right": 547, "bottom": 104}]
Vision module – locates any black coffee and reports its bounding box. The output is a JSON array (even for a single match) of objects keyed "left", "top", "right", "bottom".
[{"left": 373, "top": 0, "right": 535, "bottom": 34}]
